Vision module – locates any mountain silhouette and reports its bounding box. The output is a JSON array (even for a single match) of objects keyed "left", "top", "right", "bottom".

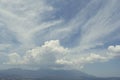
[{"left": 0, "top": 68, "right": 119, "bottom": 80}]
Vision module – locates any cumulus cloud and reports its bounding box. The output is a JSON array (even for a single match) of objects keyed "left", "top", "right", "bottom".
[
  {"left": 108, "top": 45, "right": 120, "bottom": 53},
  {"left": 5, "top": 40, "right": 69, "bottom": 69},
  {"left": 3, "top": 40, "right": 120, "bottom": 70},
  {"left": 56, "top": 45, "right": 120, "bottom": 69},
  {"left": 56, "top": 53, "right": 107, "bottom": 69},
  {"left": 107, "top": 45, "right": 120, "bottom": 59}
]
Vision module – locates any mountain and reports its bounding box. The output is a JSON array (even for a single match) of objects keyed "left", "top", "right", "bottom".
[{"left": 0, "top": 68, "right": 120, "bottom": 80}]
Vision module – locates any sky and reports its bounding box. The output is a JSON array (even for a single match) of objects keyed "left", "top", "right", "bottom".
[{"left": 0, "top": 0, "right": 120, "bottom": 77}]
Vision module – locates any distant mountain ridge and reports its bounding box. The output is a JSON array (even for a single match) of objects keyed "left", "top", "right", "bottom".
[
  {"left": 0, "top": 68, "right": 120, "bottom": 80},
  {"left": 0, "top": 68, "right": 93, "bottom": 78}
]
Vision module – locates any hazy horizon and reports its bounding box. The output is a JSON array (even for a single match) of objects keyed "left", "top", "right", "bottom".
[{"left": 0, "top": 0, "right": 120, "bottom": 77}]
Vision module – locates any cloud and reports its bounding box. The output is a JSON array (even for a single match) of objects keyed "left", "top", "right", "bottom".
[
  {"left": 108, "top": 45, "right": 120, "bottom": 53},
  {"left": 5, "top": 40, "right": 68, "bottom": 69},
  {"left": 0, "top": 0, "right": 63, "bottom": 50},
  {"left": 39, "top": 0, "right": 120, "bottom": 50},
  {"left": 3, "top": 40, "right": 120, "bottom": 70},
  {"left": 7, "top": 53, "right": 21, "bottom": 64},
  {"left": 56, "top": 45, "right": 120, "bottom": 69},
  {"left": 0, "top": 0, "right": 120, "bottom": 70},
  {"left": 107, "top": 45, "right": 120, "bottom": 60},
  {"left": 0, "top": 44, "right": 11, "bottom": 51}
]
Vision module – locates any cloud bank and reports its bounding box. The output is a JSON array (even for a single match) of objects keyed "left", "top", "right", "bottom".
[{"left": 2, "top": 40, "right": 119, "bottom": 70}]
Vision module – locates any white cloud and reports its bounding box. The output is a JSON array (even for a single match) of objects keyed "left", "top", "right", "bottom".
[
  {"left": 0, "top": 0, "right": 63, "bottom": 50},
  {"left": 5, "top": 40, "right": 68, "bottom": 69},
  {"left": 107, "top": 45, "right": 120, "bottom": 60},
  {"left": 55, "top": 0, "right": 120, "bottom": 51},
  {"left": 108, "top": 45, "right": 120, "bottom": 53},
  {"left": 0, "top": 0, "right": 120, "bottom": 70},
  {"left": 56, "top": 53, "right": 107, "bottom": 69},
  {"left": 3, "top": 40, "right": 120, "bottom": 70},
  {"left": 23, "top": 40, "right": 68, "bottom": 65},
  {"left": 36, "top": 0, "right": 120, "bottom": 53}
]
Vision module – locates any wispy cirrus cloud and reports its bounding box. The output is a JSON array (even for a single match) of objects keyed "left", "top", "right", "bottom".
[{"left": 0, "top": 0, "right": 120, "bottom": 70}]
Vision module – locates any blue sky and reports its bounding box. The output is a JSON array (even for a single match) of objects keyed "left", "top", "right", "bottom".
[{"left": 0, "top": 0, "right": 120, "bottom": 77}]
